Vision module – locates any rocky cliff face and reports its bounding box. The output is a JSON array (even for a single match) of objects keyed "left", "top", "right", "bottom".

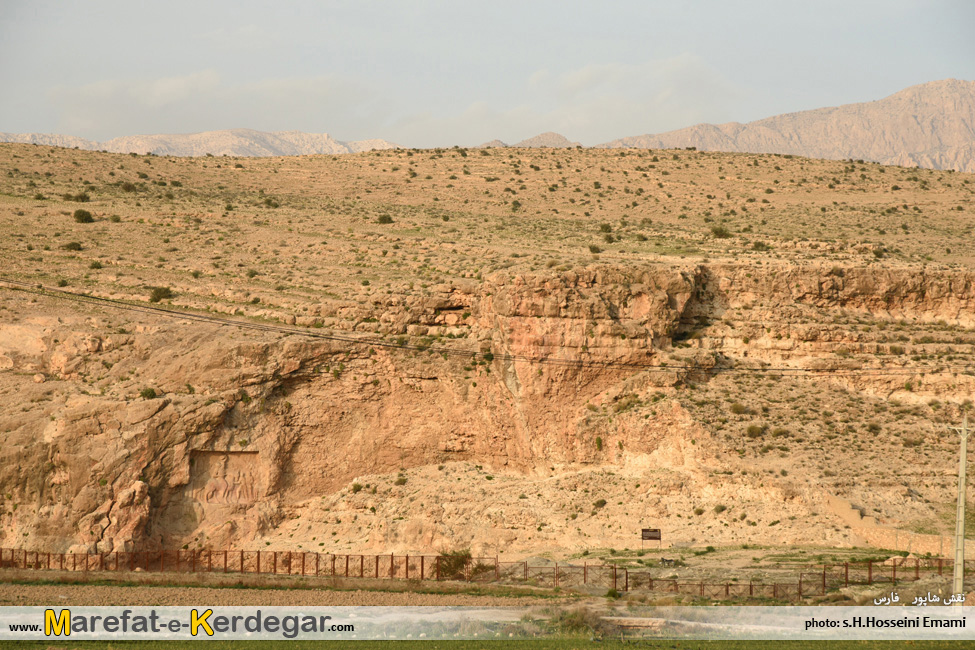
[
  {"left": 1, "top": 262, "right": 973, "bottom": 557},
  {"left": 599, "top": 79, "right": 975, "bottom": 173}
]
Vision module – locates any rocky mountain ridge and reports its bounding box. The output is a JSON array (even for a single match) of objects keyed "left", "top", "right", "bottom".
[
  {"left": 598, "top": 79, "right": 975, "bottom": 172},
  {"left": 0, "top": 128, "right": 399, "bottom": 157}
]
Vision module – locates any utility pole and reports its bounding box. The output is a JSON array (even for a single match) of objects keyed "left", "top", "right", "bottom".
[{"left": 949, "top": 413, "right": 969, "bottom": 605}]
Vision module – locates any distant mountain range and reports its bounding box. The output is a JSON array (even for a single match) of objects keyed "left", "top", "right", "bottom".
[
  {"left": 596, "top": 79, "right": 975, "bottom": 173},
  {"left": 478, "top": 132, "right": 582, "bottom": 149},
  {"left": 0, "top": 128, "right": 399, "bottom": 157},
  {"left": 2, "top": 80, "right": 973, "bottom": 171}
]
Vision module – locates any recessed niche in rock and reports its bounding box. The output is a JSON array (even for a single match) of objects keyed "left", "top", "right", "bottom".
[{"left": 188, "top": 451, "right": 263, "bottom": 505}]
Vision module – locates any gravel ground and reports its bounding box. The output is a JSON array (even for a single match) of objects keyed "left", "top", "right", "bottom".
[
  {"left": 0, "top": 583, "right": 561, "bottom": 606},
  {"left": 0, "top": 572, "right": 568, "bottom": 607}
]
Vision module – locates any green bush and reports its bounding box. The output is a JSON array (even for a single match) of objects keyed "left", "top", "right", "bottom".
[
  {"left": 436, "top": 549, "right": 472, "bottom": 580},
  {"left": 148, "top": 286, "right": 174, "bottom": 303},
  {"left": 140, "top": 388, "right": 157, "bottom": 400},
  {"left": 73, "top": 209, "right": 94, "bottom": 223},
  {"left": 377, "top": 214, "right": 393, "bottom": 224},
  {"left": 746, "top": 424, "right": 766, "bottom": 438}
]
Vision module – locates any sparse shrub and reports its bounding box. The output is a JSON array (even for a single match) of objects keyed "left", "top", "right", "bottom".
[
  {"left": 693, "top": 507, "right": 705, "bottom": 516},
  {"left": 588, "top": 244, "right": 602, "bottom": 254},
  {"left": 351, "top": 483, "right": 363, "bottom": 494},
  {"left": 746, "top": 424, "right": 766, "bottom": 438},
  {"left": 377, "top": 214, "right": 394, "bottom": 224},
  {"left": 73, "top": 209, "right": 93, "bottom": 223},
  {"left": 148, "top": 286, "right": 174, "bottom": 303},
  {"left": 140, "top": 388, "right": 157, "bottom": 400},
  {"left": 89, "top": 261, "right": 102, "bottom": 269},
  {"left": 61, "top": 242, "right": 83, "bottom": 251},
  {"left": 436, "top": 549, "right": 472, "bottom": 580},
  {"left": 593, "top": 499, "right": 607, "bottom": 509},
  {"left": 595, "top": 436, "right": 603, "bottom": 451},
  {"left": 710, "top": 225, "right": 731, "bottom": 238},
  {"left": 730, "top": 402, "right": 746, "bottom": 414},
  {"left": 713, "top": 505, "right": 727, "bottom": 514}
]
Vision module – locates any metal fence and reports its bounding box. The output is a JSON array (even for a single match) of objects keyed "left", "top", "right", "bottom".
[{"left": 1, "top": 548, "right": 968, "bottom": 603}]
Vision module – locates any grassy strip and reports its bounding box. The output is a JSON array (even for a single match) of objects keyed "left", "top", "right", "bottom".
[{"left": 6, "top": 640, "right": 975, "bottom": 649}]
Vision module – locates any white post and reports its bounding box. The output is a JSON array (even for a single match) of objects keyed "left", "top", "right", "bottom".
[{"left": 951, "top": 414, "right": 969, "bottom": 605}]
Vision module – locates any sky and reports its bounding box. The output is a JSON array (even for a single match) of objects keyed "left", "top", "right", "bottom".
[{"left": 1, "top": 0, "right": 973, "bottom": 147}]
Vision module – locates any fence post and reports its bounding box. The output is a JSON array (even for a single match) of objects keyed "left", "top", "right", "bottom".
[
  {"left": 374, "top": 555, "right": 378, "bottom": 578},
  {"left": 625, "top": 570, "right": 629, "bottom": 592},
  {"left": 315, "top": 553, "right": 319, "bottom": 577},
  {"left": 612, "top": 565, "right": 617, "bottom": 592},
  {"left": 257, "top": 550, "right": 261, "bottom": 574},
  {"left": 938, "top": 558, "right": 943, "bottom": 576},
  {"left": 915, "top": 558, "right": 919, "bottom": 581},
  {"left": 406, "top": 554, "right": 409, "bottom": 580},
  {"left": 524, "top": 561, "right": 527, "bottom": 581},
  {"left": 584, "top": 562, "right": 588, "bottom": 584},
  {"left": 301, "top": 552, "right": 306, "bottom": 576},
  {"left": 421, "top": 556, "right": 425, "bottom": 580},
  {"left": 272, "top": 552, "right": 277, "bottom": 575},
  {"left": 360, "top": 555, "right": 364, "bottom": 578},
  {"left": 892, "top": 562, "right": 896, "bottom": 585}
]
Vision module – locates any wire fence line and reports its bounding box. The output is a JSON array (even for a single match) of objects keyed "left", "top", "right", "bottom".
[{"left": 2, "top": 548, "right": 969, "bottom": 602}]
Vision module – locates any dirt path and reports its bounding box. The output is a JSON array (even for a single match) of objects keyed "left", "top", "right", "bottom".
[{"left": 0, "top": 582, "right": 564, "bottom": 606}]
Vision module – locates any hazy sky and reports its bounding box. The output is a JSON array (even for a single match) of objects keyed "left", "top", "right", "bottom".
[{"left": 1, "top": 0, "right": 973, "bottom": 147}]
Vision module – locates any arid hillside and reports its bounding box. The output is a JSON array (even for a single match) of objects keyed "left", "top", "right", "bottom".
[
  {"left": 600, "top": 79, "right": 975, "bottom": 173},
  {"left": 0, "top": 143, "right": 973, "bottom": 560}
]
